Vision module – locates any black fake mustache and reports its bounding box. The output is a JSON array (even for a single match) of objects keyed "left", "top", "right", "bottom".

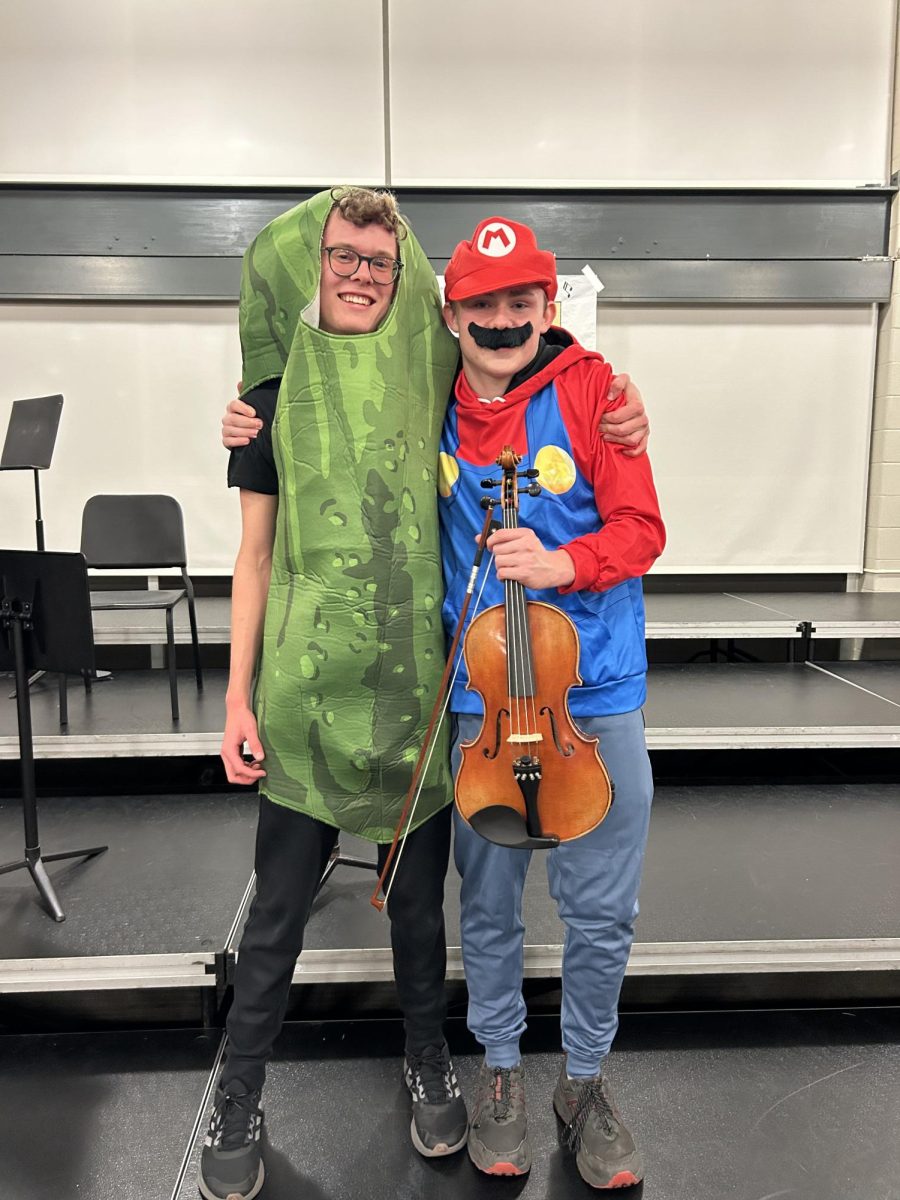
[{"left": 467, "top": 322, "right": 533, "bottom": 350}]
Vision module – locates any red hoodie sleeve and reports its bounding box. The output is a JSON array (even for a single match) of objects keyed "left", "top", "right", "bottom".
[{"left": 556, "top": 359, "right": 666, "bottom": 593}]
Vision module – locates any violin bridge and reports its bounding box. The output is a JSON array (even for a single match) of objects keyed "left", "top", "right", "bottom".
[{"left": 507, "top": 733, "right": 543, "bottom": 744}]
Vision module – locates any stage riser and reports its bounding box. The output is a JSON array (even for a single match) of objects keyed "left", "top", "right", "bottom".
[
  {"left": 3, "top": 783, "right": 898, "bottom": 1026},
  {"left": 86, "top": 590, "right": 900, "bottom": 644},
  {"left": 3, "top": 970, "right": 899, "bottom": 1035},
  {"left": 4, "top": 662, "right": 900, "bottom": 758},
  {"left": 5, "top": 939, "right": 899, "bottom": 992}
]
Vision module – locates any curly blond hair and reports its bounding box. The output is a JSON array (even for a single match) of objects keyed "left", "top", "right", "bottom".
[{"left": 329, "top": 185, "right": 408, "bottom": 241}]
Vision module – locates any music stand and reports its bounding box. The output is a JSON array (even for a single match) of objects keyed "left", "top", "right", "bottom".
[
  {"left": 0, "top": 394, "right": 64, "bottom": 552},
  {"left": 0, "top": 549, "right": 107, "bottom": 921},
  {"left": 314, "top": 841, "right": 377, "bottom": 898}
]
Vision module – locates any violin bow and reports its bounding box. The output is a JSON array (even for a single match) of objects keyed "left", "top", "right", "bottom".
[{"left": 370, "top": 500, "right": 497, "bottom": 911}]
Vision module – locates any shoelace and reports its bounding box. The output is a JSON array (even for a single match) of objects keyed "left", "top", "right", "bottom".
[
  {"left": 482, "top": 1067, "right": 525, "bottom": 1122},
  {"left": 410, "top": 1045, "right": 453, "bottom": 1104},
  {"left": 489, "top": 1068, "right": 513, "bottom": 1120},
  {"left": 216, "top": 1091, "right": 261, "bottom": 1151},
  {"left": 565, "top": 1079, "right": 615, "bottom": 1151}
]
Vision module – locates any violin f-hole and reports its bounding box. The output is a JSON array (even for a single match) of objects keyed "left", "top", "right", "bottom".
[
  {"left": 481, "top": 708, "right": 509, "bottom": 759},
  {"left": 539, "top": 705, "right": 575, "bottom": 757}
]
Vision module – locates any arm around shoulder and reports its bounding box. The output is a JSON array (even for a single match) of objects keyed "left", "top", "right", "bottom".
[
  {"left": 561, "top": 403, "right": 665, "bottom": 593},
  {"left": 601, "top": 373, "right": 650, "bottom": 456}
]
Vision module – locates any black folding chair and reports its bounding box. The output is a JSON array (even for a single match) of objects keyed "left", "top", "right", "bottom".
[{"left": 79, "top": 494, "right": 203, "bottom": 721}]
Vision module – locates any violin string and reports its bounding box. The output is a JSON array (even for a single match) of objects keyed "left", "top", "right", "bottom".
[
  {"left": 502, "top": 478, "right": 516, "bottom": 741},
  {"left": 382, "top": 545, "right": 497, "bottom": 907},
  {"left": 519, "top": 569, "right": 537, "bottom": 745},
  {"left": 506, "top": 497, "right": 526, "bottom": 745},
  {"left": 509, "top": 496, "right": 538, "bottom": 747},
  {"left": 510, "top": 509, "right": 526, "bottom": 742},
  {"left": 522, "top": 501, "right": 539, "bottom": 749}
]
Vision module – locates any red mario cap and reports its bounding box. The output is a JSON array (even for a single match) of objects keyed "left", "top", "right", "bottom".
[{"left": 444, "top": 217, "right": 557, "bottom": 303}]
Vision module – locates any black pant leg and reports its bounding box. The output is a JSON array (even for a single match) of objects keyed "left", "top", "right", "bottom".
[
  {"left": 380, "top": 803, "right": 452, "bottom": 1054},
  {"left": 222, "top": 798, "right": 338, "bottom": 1093}
]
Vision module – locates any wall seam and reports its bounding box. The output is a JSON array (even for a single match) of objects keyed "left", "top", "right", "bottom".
[
  {"left": 863, "top": 0, "right": 900, "bottom": 590},
  {"left": 382, "top": 0, "right": 392, "bottom": 186}
]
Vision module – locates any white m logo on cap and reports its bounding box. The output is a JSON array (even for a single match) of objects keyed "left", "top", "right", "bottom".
[{"left": 476, "top": 222, "right": 517, "bottom": 257}]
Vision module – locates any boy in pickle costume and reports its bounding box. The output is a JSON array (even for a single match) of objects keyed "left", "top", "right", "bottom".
[
  {"left": 200, "top": 187, "right": 466, "bottom": 1200},
  {"left": 240, "top": 189, "right": 455, "bottom": 835}
]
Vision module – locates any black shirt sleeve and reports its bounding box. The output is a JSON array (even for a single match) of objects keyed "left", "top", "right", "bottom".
[{"left": 226, "top": 379, "right": 279, "bottom": 495}]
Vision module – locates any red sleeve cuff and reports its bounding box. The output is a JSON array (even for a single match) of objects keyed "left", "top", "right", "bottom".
[{"left": 558, "top": 541, "right": 598, "bottom": 593}]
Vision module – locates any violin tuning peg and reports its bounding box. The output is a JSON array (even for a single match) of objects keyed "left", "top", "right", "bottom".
[
  {"left": 519, "top": 483, "right": 542, "bottom": 497},
  {"left": 518, "top": 468, "right": 540, "bottom": 478},
  {"left": 480, "top": 477, "right": 500, "bottom": 489}
]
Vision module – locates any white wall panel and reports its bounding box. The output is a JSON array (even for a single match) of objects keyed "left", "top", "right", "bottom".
[
  {"left": 596, "top": 306, "right": 877, "bottom": 572},
  {"left": 389, "top": 0, "right": 895, "bottom": 186},
  {"left": 0, "top": 303, "right": 877, "bottom": 576},
  {"left": 0, "top": 306, "right": 242, "bottom": 572},
  {"left": 1, "top": 0, "right": 385, "bottom": 183}
]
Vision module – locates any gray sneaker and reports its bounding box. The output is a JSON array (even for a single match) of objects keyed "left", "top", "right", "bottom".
[
  {"left": 467, "top": 1062, "right": 532, "bottom": 1176},
  {"left": 553, "top": 1063, "right": 643, "bottom": 1188},
  {"left": 403, "top": 1041, "right": 468, "bottom": 1157},
  {"left": 198, "top": 1087, "right": 265, "bottom": 1200}
]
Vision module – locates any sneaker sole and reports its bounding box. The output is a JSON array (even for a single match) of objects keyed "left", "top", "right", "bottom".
[
  {"left": 467, "top": 1135, "right": 532, "bottom": 1176},
  {"left": 409, "top": 1117, "right": 468, "bottom": 1158},
  {"left": 579, "top": 1166, "right": 643, "bottom": 1189},
  {"left": 197, "top": 1160, "right": 265, "bottom": 1200},
  {"left": 552, "top": 1091, "right": 643, "bottom": 1189}
]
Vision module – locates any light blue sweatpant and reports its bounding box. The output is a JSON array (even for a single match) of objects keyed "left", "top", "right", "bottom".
[{"left": 451, "top": 708, "right": 653, "bottom": 1078}]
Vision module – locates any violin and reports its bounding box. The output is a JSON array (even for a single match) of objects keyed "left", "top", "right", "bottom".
[
  {"left": 454, "top": 446, "right": 613, "bottom": 849},
  {"left": 370, "top": 444, "right": 612, "bottom": 910}
]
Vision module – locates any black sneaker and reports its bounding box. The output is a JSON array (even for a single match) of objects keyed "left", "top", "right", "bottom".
[
  {"left": 198, "top": 1087, "right": 265, "bottom": 1200},
  {"left": 553, "top": 1064, "right": 643, "bottom": 1189},
  {"left": 403, "top": 1041, "right": 468, "bottom": 1157},
  {"left": 467, "top": 1062, "right": 532, "bottom": 1176}
]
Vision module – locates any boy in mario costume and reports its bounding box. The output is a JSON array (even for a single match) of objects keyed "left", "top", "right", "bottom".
[{"left": 440, "top": 217, "right": 665, "bottom": 1187}]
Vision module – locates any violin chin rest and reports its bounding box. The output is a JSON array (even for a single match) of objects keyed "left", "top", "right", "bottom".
[{"left": 467, "top": 806, "right": 561, "bottom": 850}]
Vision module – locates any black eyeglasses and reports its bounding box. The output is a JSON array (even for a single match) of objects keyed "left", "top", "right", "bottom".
[{"left": 322, "top": 246, "right": 403, "bottom": 286}]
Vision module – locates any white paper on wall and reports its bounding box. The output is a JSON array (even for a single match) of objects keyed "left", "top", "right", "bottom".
[{"left": 553, "top": 275, "right": 599, "bottom": 351}]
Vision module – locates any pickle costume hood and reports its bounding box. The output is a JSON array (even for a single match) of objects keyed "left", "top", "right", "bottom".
[{"left": 238, "top": 189, "right": 460, "bottom": 841}]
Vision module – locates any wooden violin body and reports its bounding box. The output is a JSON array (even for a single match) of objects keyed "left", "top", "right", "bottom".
[
  {"left": 456, "top": 600, "right": 613, "bottom": 845},
  {"left": 452, "top": 444, "right": 614, "bottom": 850}
]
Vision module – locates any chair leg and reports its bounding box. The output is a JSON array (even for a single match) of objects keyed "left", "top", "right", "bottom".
[
  {"left": 165, "top": 608, "right": 180, "bottom": 722},
  {"left": 58, "top": 673, "right": 68, "bottom": 729},
  {"left": 187, "top": 595, "right": 203, "bottom": 691}
]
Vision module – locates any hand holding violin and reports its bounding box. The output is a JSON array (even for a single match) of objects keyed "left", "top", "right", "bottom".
[{"left": 486, "top": 527, "right": 575, "bottom": 590}]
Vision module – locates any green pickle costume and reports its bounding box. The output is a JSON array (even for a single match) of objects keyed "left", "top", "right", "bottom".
[{"left": 239, "top": 190, "right": 459, "bottom": 842}]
